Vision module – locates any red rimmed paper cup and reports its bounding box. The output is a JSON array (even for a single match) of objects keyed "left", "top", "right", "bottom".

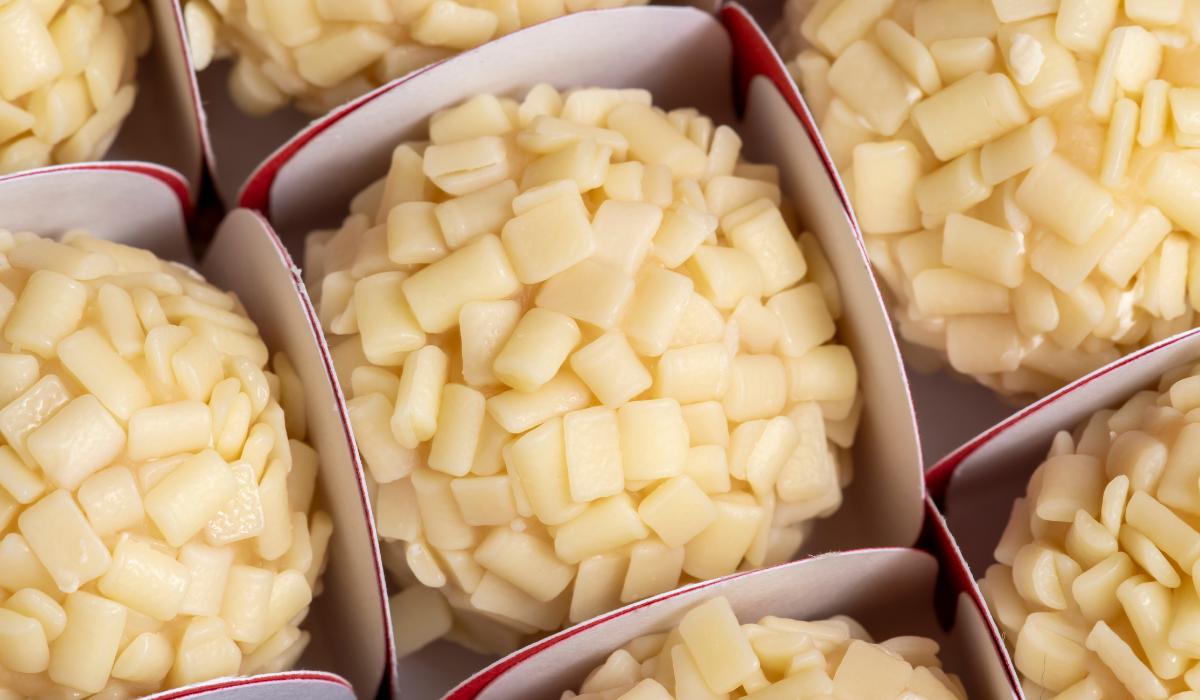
[
  {"left": 0, "top": 166, "right": 390, "bottom": 700},
  {"left": 928, "top": 328, "right": 1200, "bottom": 576},
  {"left": 228, "top": 6, "right": 926, "bottom": 698},
  {"left": 450, "top": 542, "right": 1015, "bottom": 700}
]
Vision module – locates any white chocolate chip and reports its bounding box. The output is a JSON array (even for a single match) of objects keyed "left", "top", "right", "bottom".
[{"left": 1007, "top": 34, "right": 1044, "bottom": 86}]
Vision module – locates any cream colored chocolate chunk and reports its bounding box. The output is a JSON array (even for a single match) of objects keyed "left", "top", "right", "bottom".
[
  {"left": 493, "top": 308, "right": 581, "bottom": 393},
  {"left": 428, "top": 384, "right": 486, "bottom": 477},
  {"left": 474, "top": 526, "right": 576, "bottom": 602},
  {"left": 555, "top": 492, "right": 648, "bottom": 564},
  {"left": 624, "top": 268, "right": 694, "bottom": 357},
  {"left": 98, "top": 538, "right": 191, "bottom": 622},
  {"left": 654, "top": 204, "right": 718, "bottom": 269},
  {"left": 723, "top": 354, "right": 787, "bottom": 423},
  {"left": 48, "top": 591, "right": 126, "bottom": 693},
  {"left": 568, "top": 553, "right": 628, "bottom": 624},
  {"left": 687, "top": 246, "right": 765, "bottom": 311},
  {"left": 683, "top": 494, "right": 764, "bottom": 580},
  {"left": 349, "top": 393, "right": 420, "bottom": 484},
  {"left": 655, "top": 343, "right": 731, "bottom": 405},
  {"left": 486, "top": 367, "right": 592, "bottom": 434},
  {"left": 28, "top": 394, "right": 126, "bottom": 492},
  {"left": 608, "top": 103, "right": 708, "bottom": 181},
  {"left": 569, "top": 332, "right": 653, "bottom": 408},
  {"left": 19, "top": 489, "right": 111, "bottom": 593},
  {"left": 536, "top": 260, "right": 635, "bottom": 331},
  {"left": 563, "top": 406, "right": 625, "bottom": 503},
  {"left": 402, "top": 234, "right": 521, "bottom": 333},
  {"left": 828, "top": 41, "right": 922, "bottom": 137},
  {"left": 834, "top": 639, "right": 914, "bottom": 700},
  {"left": 589, "top": 200, "right": 662, "bottom": 276},
  {"left": 501, "top": 192, "right": 595, "bottom": 284},
  {"left": 852, "top": 141, "right": 923, "bottom": 234},
  {"left": 459, "top": 300, "right": 521, "bottom": 388},
  {"left": 391, "top": 344, "right": 448, "bottom": 449},
  {"left": 619, "top": 399, "right": 690, "bottom": 481},
  {"left": 356, "top": 272, "right": 426, "bottom": 364},
  {"left": 511, "top": 417, "right": 587, "bottom": 526},
  {"left": 0, "top": 607, "right": 48, "bottom": 674},
  {"left": 144, "top": 450, "right": 239, "bottom": 548},
  {"left": 638, "top": 475, "right": 719, "bottom": 547},
  {"left": 678, "top": 596, "right": 761, "bottom": 693},
  {"left": 729, "top": 212, "right": 807, "bottom": 297},
  {"left": 451, "top": 475, "right": 517, "bottom": 526}
]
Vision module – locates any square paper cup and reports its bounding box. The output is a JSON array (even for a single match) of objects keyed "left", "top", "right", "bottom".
[
  {"left": 924, "top": 329, "right": 1200, "bottom": 700},
  {"left": 230, "top": 4, "right": 927, "bottom": 697},
  {"left": 0, "top": 165, "right": 389, "bottom": 700},
  {"left": 447, "top": 522, "right": 1015, "bottom": 700}
]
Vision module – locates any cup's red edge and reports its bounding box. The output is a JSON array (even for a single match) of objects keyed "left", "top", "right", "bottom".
[
  {"left": 143, "top": 670, "right": 352, "bottom": 700},
  {"left": 0, "top": 161, "right": 193, "bottom": 220}
]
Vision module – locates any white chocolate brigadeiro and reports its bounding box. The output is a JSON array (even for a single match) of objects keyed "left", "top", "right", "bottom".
[
  {"left": 979, "top": 359, "right": 1200, "bottom": 700},
  {"left": 0, "top": 0, "right": 153, "bottom": 175},
  {"left": 774, "top": 0, "right": 1200, "bottom": 397},
  {"left": 182, "top": 0, "right": 649, "bottom": 117},
  {"left": 0, "top": 228, "right": 332, "bottom": 698},
  {"left": 562, "top": 596, "right": 967, "bottom": 700},
  {"left": 303, "top": 85, "right": 861, "bottom": 659}
]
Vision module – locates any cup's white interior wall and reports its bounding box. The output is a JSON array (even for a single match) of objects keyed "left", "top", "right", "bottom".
[
  {"left": 741, "top": 76, "right": 923, "bottom": 554},
  {"left": 0, "top": 170, "right": 387, "bottom": 700},
  {"left": 202, "top": 210, "right": 390, "bottom": 700},
  {"left": 104, "top": 0, "right": 205, "bottom": 195},
  {"left": 942, "top": 592, "right": 1017, "bottom": 700},
  {"left": 943, "top": 330, "right": 1200, "bottom": 573},
  {"left": 0, "top": 168, "right": 191, "bottom": 261},
  {"left": 470, "top": 549, "right": 1012, "bottom": 700}
]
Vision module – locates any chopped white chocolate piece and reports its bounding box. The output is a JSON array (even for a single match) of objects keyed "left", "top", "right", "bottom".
[{"left": 1007, "top": 34, "right": 1044, "bottom": 86}]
